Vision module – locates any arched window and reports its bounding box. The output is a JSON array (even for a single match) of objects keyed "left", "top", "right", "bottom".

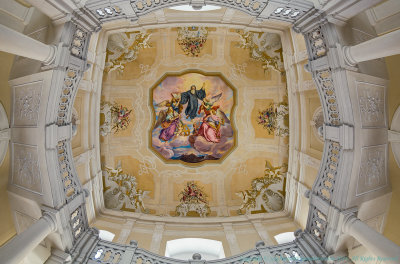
[
  {"left": 99, "top": 230, "right": 115, "bottom": 242},
  {"left": 274, "top": 232, "right": 295, "bottom": 244},
  {"left": 165, "top": 238, "right": 225, "bottom": 260}
]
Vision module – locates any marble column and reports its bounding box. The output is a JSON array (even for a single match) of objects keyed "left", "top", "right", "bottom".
[
  {"left": 343, "top": 215, "right": 400, "bottom": 264},
  {"left": 0, "top": 213, "right": 57, "bottom": 264},
  {"left": 0, "top": 24, "right": 56, "bottom": 65},
  {"left": 343, "top": 29, "right": 400, "bottom": 66}
]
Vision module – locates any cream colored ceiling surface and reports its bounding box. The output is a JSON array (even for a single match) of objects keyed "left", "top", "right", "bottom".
[{"left": 100, "top": 26, "right": 289, "bottom": 217}]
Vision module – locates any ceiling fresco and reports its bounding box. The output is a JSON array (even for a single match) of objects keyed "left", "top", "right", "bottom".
[
  {"left": 151, "top": 71, "right": 236, "bottom": 164},
  {"left": 99, "top": 26, "right": 289, "bottom": 217}
]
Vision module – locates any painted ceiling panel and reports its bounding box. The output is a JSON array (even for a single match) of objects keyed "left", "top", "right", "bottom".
[{"left": 98, "top": 26, "right": 289, "bottom": 217}]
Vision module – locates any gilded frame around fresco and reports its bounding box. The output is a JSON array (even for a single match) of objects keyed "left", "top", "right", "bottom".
[{"left": 149, "top": 69, "right": 238, "bottom": 167}]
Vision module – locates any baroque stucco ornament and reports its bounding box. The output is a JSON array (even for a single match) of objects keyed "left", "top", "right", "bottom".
[
  {"left": 176, "top": 181, "right": 210, "bottom": 217},
  {"left": 99, "top": 101, "right": 133, "bottom": 136},
  {"left": 105, "top": 31, "right": 151, "bottom": 74},
  {"left": 103, "top": 162, "right": 150, "bottom": 212},
  {"left": 237, "top": 30, "right": 284, "bottom": 74},
  {"left": 236, "top": 161, "right": 286, "bottom": 214},
  {"left": 177, "top": 26, "right": 208, "bottom": 57},
  {"left": 257, "top": 102, "right": 289, "bottom": 137}
]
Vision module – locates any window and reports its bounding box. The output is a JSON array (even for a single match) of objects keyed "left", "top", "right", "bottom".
[
  {"left": 274, "top": 232, "right": 295, "bottom": 244},
  {"left": 99, "top": 230, "right": 115, "bottom": 242},
  {"left": 169, "top": 5, "right": 221, "bottom": 12},
  {"left": 165, "top": 238, "right": 225, "bottom": 260}
]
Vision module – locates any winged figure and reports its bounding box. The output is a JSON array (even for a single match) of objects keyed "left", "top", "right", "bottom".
[
  {"left": 198, "top": 92, "right": 222, "bottom": 116},
  {"left": 154, "top": 93, "right": 182, "bottom": 129},
  {"left": 104, "top": 160, "right": 122, "bottom": 178},
  {"left": 154, "top": 93, "right": 187, "bottom": 141}
]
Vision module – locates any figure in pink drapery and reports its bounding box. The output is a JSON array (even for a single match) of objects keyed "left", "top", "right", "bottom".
[{"left": 198, "top": 109, "right": 223, "bottom": 143}]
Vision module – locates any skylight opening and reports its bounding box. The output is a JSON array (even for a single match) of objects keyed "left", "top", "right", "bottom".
[
  {"left": 169, "top": 4, "right": 221, "bottom": 12},
  {"left": 165, "top": 238, "right": 225, "bottom": 260}
]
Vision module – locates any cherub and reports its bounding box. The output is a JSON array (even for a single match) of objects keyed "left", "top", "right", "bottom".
[{"left": 104, "top": 161, "right": 122, "bottom": 178}]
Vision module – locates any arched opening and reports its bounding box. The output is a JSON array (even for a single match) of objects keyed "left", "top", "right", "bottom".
[{"left": 165, "top": 238, "right": 225, "bottom": 260}]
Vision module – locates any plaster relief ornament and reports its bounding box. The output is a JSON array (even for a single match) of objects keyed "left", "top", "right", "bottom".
[
  {"left": 176, "top": 181, "right": 210, "bottom": 217},
  {"left": 236, "top": 30, "right": 284, "bottom": 74},
  {"left": 105, "top": 31, "right": 151, "bottom": 74},
  {"left": 311, "top": 107, "right": 324, "bottom": 142},
  {"left": 236, "top": 161, "right": 286, "bottom": 215},
  {"left": 100, "top": 101, "right": 132, "bottom": 136},
  {"left": 177, "top": 26, "right": 208, "bottom": 57},
  {"left": 71, "top": 107, "right": 80, "bottom": 138},
  {"left": 103, "top": 162, "right": 150, "bottom": 213},
  {"left": 257, "top": 102, "right": 289, "bottom": 137}
]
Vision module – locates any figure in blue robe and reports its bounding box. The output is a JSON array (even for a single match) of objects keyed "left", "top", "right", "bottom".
[{"left": 180, "top": 84, "right": 206, "bottom": 120}]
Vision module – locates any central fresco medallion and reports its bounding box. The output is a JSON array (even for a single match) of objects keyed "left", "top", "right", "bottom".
[{"left": 151, "top": 71, "right": 236, "bottom": 164}]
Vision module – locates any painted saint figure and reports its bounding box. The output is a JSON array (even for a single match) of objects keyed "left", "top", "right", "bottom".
[
  {"left": 159, "top": 107, "right": 181, "bottom": 141},
  {"left": 180, "top": 83, "right": 206, "bottom": 120},
  {"left": 198, "top": 109, "right": 224, "bottom": 143}
]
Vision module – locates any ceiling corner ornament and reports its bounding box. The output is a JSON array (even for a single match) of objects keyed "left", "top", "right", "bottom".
[
  {"left": 177, "top": 26, "right": 208, "bottom": 57},
  {"left": 105, "top": 31, "right": 151, "bottom": 74},
  {"left": 311, "top": 107, "right": 324, "bottom": 142},
  {"left": 236, "top": 161, "right": 286, "bottom": 215},
  {"left": 236, "top": 30, "right": 284, "bottom": 74},
  {"left": 100, "top": 101, "right": 132, "bottom": 137},
  {"left": 257, "top": 102, "right": 289, "bottom": 137},
  {"left": 176, "top": 181, "right": 210, "bottom": 217},
  {"left": 103, "top": 162, "right": 150, "bottom": 212},
  {"left": 0, "top": 103, "right": 10, "bottom": 166}
]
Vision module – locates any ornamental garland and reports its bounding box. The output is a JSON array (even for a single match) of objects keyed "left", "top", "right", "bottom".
[
  {"left": 257, "top": 102, "right": 289, "bottom": 137},
  {"left": 177, "top": 26, "right": 208, "bottom": 57},
  {"left": 179, "top": 181, "right": 208, "bottom": 204},
  {"left": 100, "top": 101, "right": 132, "bottom": 136}
]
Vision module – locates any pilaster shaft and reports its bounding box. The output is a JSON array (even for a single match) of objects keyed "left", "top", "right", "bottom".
[
  {"left": 343, "top": 215, "right": 400, "bottom": 263},
  {"left": 0, "top": 24, "right": 56, "bottom": 65},
  {"left": 149, "top": 223, "right": 165, "bottom": 254},
  {"left": 0, "top": 213, "right": 57, "bottom": 264},
  {"left": 116, "top": 220, "right": 135, "bottom": 244},
  {"left": 251, "top": 221, "right": 274, "bottom": 246},
  {"left": 222, "top": 223, "right": 241, "bottom": 255},
  {"left": 343, "top": 29, "right": 400, "bottom": 66}
]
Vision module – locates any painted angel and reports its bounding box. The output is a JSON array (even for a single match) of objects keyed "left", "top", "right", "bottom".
[
  {"left": 154, "top": 93, "right": 184, "bottom": 141},
  {"left": 198, "top": 92, "right": 222, "bottom": 116},
  {"left": 131, "top": 189, "right": 150, "bottom": 213},
  {"left": 104, "top": 161, "right": 122, "bottom": 178}
]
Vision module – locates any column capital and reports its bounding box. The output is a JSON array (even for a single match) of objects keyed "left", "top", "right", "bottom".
[
  {"left": 43, "top": 45, "right": 57, "bottom": 65},
  {"left": 342, "top": 46, "right": 357, "bottom": 67},
  {"left": 42, "top": 211, "right": 58, "bottom": 232},
  {"left": 341, "top": 213, "right": 358, "bottom": 234}
]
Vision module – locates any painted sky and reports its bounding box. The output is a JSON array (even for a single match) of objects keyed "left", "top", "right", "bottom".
[{"left": 153, "top": 73, "right": 234, "bottom": 115}]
